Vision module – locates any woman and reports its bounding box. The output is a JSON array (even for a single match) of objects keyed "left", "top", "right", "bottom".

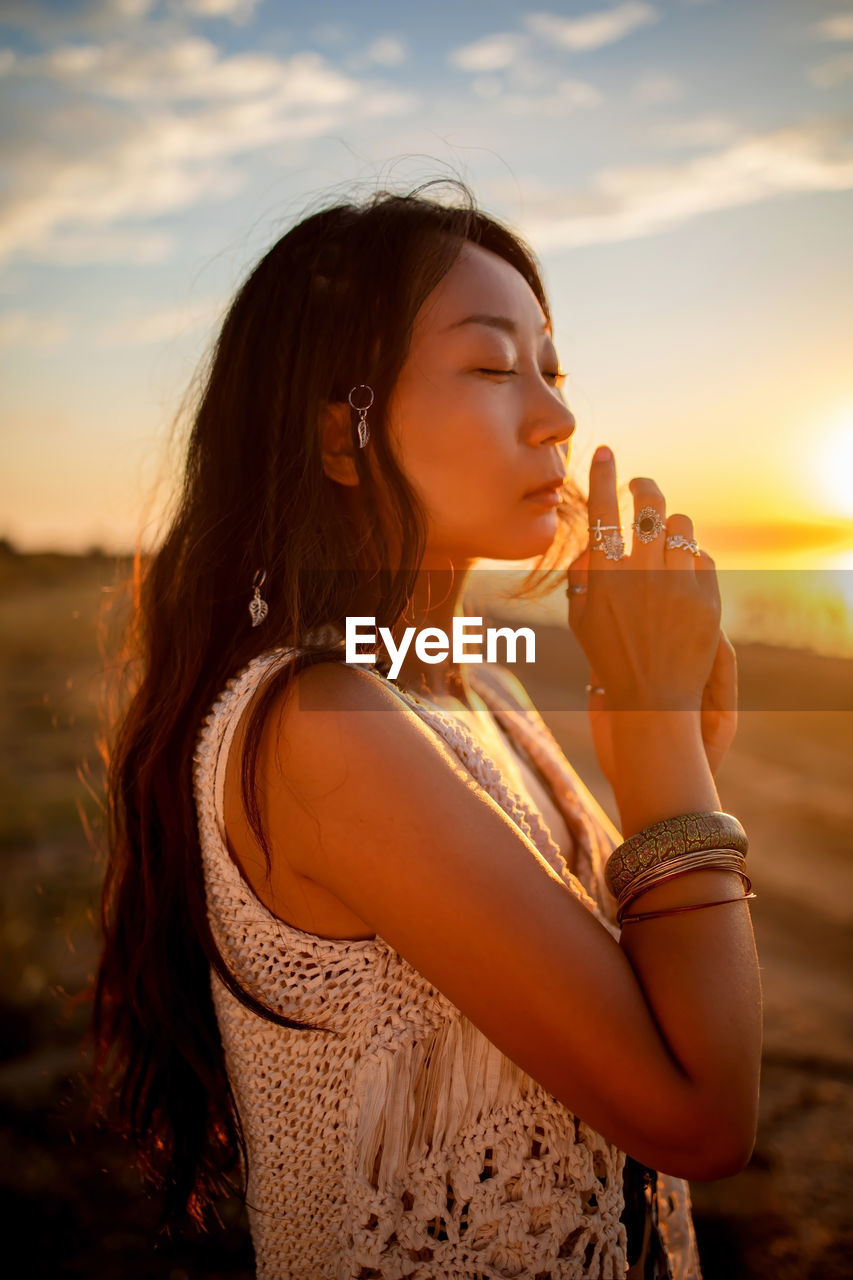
[{"left": 93, "top": 185, "right": 762, "bottom": 1279}]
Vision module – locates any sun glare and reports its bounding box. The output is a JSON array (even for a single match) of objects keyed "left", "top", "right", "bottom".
[{"left": 813, "top": 407, "right": 853, "bottom": 518}]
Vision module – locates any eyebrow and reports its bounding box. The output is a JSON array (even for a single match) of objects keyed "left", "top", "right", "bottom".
[{"left": 444, "top": 313, "right": 551, "bottom": 337}]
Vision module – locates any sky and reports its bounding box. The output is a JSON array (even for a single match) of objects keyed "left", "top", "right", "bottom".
[{"left": 1, "top": 0, "right": 852, "bottom": 565}]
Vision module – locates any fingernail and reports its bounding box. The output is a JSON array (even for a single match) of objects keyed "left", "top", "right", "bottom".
[{"left": 593, "top": 445, "right": 612, "bottom": 463}]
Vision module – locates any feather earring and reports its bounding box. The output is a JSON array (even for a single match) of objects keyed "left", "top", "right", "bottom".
[{"left": 249, "top": 569, "right": 268, "bottom": 627}]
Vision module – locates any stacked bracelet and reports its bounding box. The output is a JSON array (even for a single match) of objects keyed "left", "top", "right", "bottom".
[
  {"left": 605, "top": 811, "right": 754, "bottom": 927},
  {"left": 615, "top": 847, "right": 748, "bottom": 925},
  {"left": 620, "top": 891, "right": 757, "bottom": 925},
  {"left": 616, "top": 852, "right": 753, "bottom": 925},
  {"left": 605, "top": 811, "right": 749, "bottom": 901}
]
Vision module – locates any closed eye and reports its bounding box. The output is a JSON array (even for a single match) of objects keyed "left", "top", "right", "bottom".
[{"left": 478, "top": 368, "right": 567, "bottom": 388}]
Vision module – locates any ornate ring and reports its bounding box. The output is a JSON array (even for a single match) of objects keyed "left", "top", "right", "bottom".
[
  {"left": 665, "top": 534, "right": 700, "bottom": 556},
  {"left": 590, "top": 531, "right": 625, "bottom": 560},
  {"left": 585, "top": 683, "right": 606, "bottom": 695},
  {"left": 632, "top": 506, "right": 665, "bottom": 543}
]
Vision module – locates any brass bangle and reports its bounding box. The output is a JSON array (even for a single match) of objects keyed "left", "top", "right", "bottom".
[
  {"left": 605, "top": 811, "right": 749, "bottom": 900},
  {"left": 620, "top": 891, "right": 757, "bottom": 924}
]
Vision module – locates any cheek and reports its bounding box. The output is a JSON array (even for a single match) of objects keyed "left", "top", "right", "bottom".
[
  {"left": 419, "top": 431, "right": 507, "bottom": 507},
  {"left": 390, "top": 377, "right": 513, "bottom": 501}
]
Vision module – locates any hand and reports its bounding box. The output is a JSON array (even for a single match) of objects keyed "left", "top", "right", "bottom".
[
  {"left": 700, "top": 627, "right": 738, "bottom": 777},
  {"left": 578, "top": 620, "right": 738, "bottom": 786},
  {"left": 566, "top": 448, "right": 736, "bottom": 785}
]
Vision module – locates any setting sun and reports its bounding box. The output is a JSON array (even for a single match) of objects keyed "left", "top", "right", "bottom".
[{"left": 813, "top": 407, "right": 853, "bottom": 519}]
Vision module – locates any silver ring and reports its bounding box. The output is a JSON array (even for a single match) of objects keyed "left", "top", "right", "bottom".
[
  {"left": 590, "top": 530, "right": 625, "bottom": 560},
  {"left": 632, "top": 505, "right": 665, "bottom": 543},
  {"left": 567, "top": 583, "right": 587, "bottom": 596},
  {"left": 665, "top": 534, "right": 700, "bottom": 556},
  {"left": 589, "top": 518, "right": 621, "bottom": 542},
  {"left": 585, "top": 683, "right": 606, "bottom": 695}
]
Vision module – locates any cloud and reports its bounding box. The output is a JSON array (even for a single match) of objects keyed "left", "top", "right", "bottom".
[
  {"left": 114, "top": 0, "right": 157, "bottom": 16},
  {"left": 634, "top": 72, "right": 683, "bottom": 104},
  {"left": 650, "top": 113, "right": 737, "bottom": 148},
  {"left": 310, "top": 23, "right": 350, "bottom": 46},
  {"left": 179, "top": 0, "right": 263, "bottom": 22},
  {"left": 448, "top": 33, "right": 525, "bottom": 72},
  {"left": 518, "top": 119, "right": 853, "bottom": 249},
  {"left": 0, "top": 309, "right": 69, "bottom": 349},
  {"left": 346, "top": 35, "right": 408, "bottom": 73},
  {"left": 808, "top": 52, "right": 853, "bottom": 88},
  {"left": 28, "top": 38, "right": 345, "bottom": 102},
  {"left": 17, "top": 230, "right": 176, "bottom": 266},
  {"left": 0, "top": 0, "right": 156, "bottom": 37},
  {"left": 471, "top": 76, "right": 503, "bottom": 100},
  {"left": 524, "top": 3, "right": 660, "bottom": 53},
  {"left": 501, "top": 78, "right": 604, "bottom": 115},
  {"left": 98, "top": 297, "right": 225, "bottom": 346},
  {"left": 0, "top": 45, "right": 415, "bottom": 267},
  {"left": 366, "top": 36, "right": 407, "bottom": 67},
  {"left": 814, "top": 14, "right": 853, "bottom": 42}
]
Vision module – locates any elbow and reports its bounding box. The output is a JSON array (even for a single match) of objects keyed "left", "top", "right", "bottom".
[
  {"left": 701, "top": 1123, "right": 758, "bottom": 1180},
  {"left": 657, "top": 1113, "right": 758, "bottom": 1182},
  {"left": 657, "top": 1068, "right": 761, "bottom": 1181},
  {"left": 680, "top": 1134, "right": 756, "bottom": 1182}
]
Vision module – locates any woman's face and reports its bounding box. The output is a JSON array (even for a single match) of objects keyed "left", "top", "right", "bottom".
[{"left": 386, "top": 241, "right": 576, "bottom": 566}]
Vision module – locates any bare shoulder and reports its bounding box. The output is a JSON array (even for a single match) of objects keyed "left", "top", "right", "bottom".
[
  {"left": 269, "top": 657, "right": 473, "bottom": 778},
  {"left": 253, "top": 658, "right": 615, "bottom": 1108}
]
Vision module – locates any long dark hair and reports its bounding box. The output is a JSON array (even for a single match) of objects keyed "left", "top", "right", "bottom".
[{"left": 90, "top": 182, "right": 586, "bottom": 1231}]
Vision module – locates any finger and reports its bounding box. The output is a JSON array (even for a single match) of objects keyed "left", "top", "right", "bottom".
[
  {"left": 706, "top": 628, "right": 737, "bottom": 712},
  {"left": 586, "top": 445, "right": 625, "bottom": 570},
  {"left": 568, "top": 544, "right": 590, "bottom": 579},
  {"left": 586, "top": 664, "right": 607, "bottom": 701},
  {"left": 567, "top": 545, "right": 590, "bottom": 591},
  {"left": 663, "top": 512, "right": 698, "bottom": 570},
  {"left": 712, "top": 627, "right": 735, "bottom": 658},
  {"left": 694, "top": 549, "right": 722, "bottom": 620},
  {"left": 628, "top": 476, "right": 667, "bottom": 566},
  {"left": 566, "top": 547, "right": 590, "bottom": 623}
]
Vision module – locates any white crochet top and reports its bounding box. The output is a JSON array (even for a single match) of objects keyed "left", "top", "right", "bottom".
[{"left": 193, "top": 646, "right": 703, "bottom": 1280}]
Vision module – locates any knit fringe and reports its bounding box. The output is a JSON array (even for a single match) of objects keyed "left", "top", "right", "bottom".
[{"left": 350, "top": 1013, "right": 539, "bottom": 1193}]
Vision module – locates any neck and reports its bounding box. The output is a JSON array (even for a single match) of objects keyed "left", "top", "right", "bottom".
[
  {"left": 370, "top": 552, "right": 479, "bottom": 707},
  {"left": 401, "top": 557, "right": 478, "bottom": 705}
]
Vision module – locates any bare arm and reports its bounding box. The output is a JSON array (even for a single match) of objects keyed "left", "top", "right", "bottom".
[
  {"left": 609, "top": 709, "right": 762, "bottom": 1173},
  {"left": 563, "top": 451, "right": 763, "bottom": 1177},
  {"left": 483, "top": 664, "right": 762, "bottom": 1173},
  {"left": 254, "top": 659, "right": 760, "bottom": 1181}
]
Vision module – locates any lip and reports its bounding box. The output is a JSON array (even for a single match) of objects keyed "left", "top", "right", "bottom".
[
  {"left": 523, "top": 477, "right": 566, "bottom": 503},
  {"left": 524, "top": 490, "right": 561, "bottom": 507}
]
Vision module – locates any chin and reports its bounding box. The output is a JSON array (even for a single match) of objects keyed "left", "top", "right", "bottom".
[{"left": 480, "top": 524, "right": 559, "bottom": 562}]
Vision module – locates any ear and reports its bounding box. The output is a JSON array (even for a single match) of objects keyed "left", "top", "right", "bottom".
[{"left": 320, "top": 400, "right": 360, "bottom": 487}]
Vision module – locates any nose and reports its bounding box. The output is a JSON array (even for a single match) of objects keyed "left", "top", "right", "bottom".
[{"left": 528, "top": 387, "right": 576, "bottom": 448}]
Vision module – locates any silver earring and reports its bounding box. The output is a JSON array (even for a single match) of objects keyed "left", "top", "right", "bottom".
[
  {"left": 348, "top": 384, "right": 374, "bottom": 448},
  {"left": 249, "top": 568, "right": 268, "bottom": 627}
]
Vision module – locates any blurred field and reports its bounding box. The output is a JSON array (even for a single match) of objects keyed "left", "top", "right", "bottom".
[{"left": 0, "top": 546, "right": 850, "bottom": 1278}]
